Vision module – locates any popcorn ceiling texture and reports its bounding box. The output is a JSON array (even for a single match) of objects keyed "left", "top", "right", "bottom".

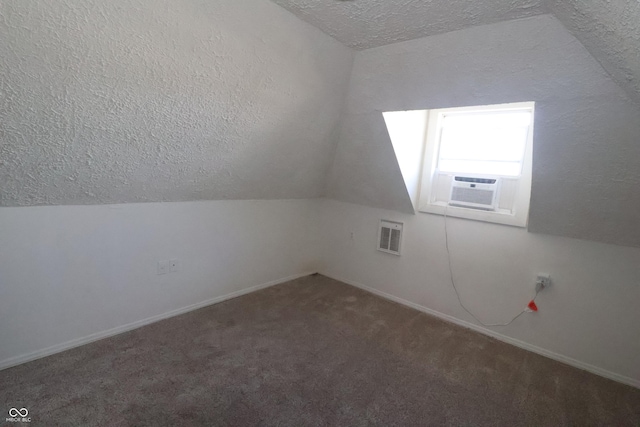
[
  {"left": 548, "top": 0, "right": 640, "bottom": 105},
  {"left": 0, "top": 0, "right": 354, "bottom": 206},
  {"left": 269, "top": 0, "right": 547, "bottom": 50},
  {"left": 271, "top": 0, "right": 640, "bottom": 106}
]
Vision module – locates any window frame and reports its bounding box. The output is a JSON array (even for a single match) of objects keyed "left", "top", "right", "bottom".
[{"left": 418, "top": 101, "right": 535, "bottom": 228}]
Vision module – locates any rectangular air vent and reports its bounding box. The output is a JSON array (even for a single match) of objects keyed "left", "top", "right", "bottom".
[
  {"left": 449, "top": 176, "right": 499, "bottom": 211},
  {"left": 378, "top": 220, "right": 403, "bottom": 255}
]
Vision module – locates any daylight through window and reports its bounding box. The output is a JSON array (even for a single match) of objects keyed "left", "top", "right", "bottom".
[{"left": 418, "top": 102, "right": 535, "bottom": 227}]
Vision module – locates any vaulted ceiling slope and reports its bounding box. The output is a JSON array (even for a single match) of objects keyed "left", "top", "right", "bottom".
[
  {"left": 548, "top": 0, "right": 640, "bottom": 105},
  {"left": 271, "top": 0, "right": 640, "bottom": 105},
  {"left": 326, "top": 15, "right": 640, "bottom": 248},
  {"left": 270, "top": 0, "right": 548, "bottom": 50},
  {"left": 0, "top": 0, "right": 353, "bottom": 206}
]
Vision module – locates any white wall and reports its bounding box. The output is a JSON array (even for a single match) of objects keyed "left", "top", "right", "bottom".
[
  {"left": 317, "top": 199, "right": 640, "bottom": 387},
  {"left": 2, "top": 197, "right": 639, "bottom": 388},
  {"left": 0, "top": 199, "right": 320, "bottom": 368}
]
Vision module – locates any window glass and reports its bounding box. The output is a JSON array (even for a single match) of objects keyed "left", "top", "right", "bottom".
[{"left": 437, "top": 111, "right": 531, "bottom": 176}]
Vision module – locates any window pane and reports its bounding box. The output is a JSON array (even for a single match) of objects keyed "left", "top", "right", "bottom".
[
  {"left": 437, "top": 110, "right": 531, "bottom": 177},
  {"left": 439, "top": 126, "right": 528, "bottom": 162},
  {"left": 438, "top": 159, "right": 523, "bottom": 176},
  {"left": 442, "top": 111, "right": 532, "bottom": 128}
]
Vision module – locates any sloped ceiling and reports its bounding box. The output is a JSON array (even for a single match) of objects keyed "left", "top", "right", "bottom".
[
  {"left": 272, "top": 0, "right": 640, "bottom": 106},
  {"left": 272, "top": 0, "right": 640, "bottom": 247},
  {"left": 2, "top": 0, "right": 638, "bottom": 210},
  {"left": 326, "top": 15, "right": 640, "bottom": 247},
  {"left": 0, "top": 0, "right": 353, "bottom": 206},
  {"left": 548, "top": 0, "right": 640, "bottom": 105},
  {"left": 270, "top": 0, "right": 548, "bottom": 50}
]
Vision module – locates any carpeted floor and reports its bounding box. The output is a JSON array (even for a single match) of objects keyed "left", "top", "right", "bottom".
[{"left": 1, "top": 274, "right": 638, "bottom": 426}]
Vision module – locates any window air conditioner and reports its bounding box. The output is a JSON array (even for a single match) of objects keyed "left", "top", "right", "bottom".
[{"left": 449, "top": 176, "right": 499, "bottom": 211}]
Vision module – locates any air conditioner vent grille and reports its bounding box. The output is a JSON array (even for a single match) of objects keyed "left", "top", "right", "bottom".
[
  {"left": 449, "top": 175, "right": 500, "bottom": 211},
  {"left": 451, "top": 187, "right": 495, "bottom": 206}
]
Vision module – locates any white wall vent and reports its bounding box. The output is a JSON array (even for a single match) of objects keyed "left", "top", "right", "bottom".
[
  {"left": 449, "top": 176, "right": 499, "bottom": 211},
  {"left": 378, "top": 220, "right": 403, "bottom": 255}
]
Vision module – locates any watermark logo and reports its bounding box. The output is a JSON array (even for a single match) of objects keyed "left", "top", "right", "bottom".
[{"left": 6, "top": 408, "right": 31, "bottom": 423}]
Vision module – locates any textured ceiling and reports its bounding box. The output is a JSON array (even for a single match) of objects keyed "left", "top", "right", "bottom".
[
  {"left": 548, "top": 0, "right": 640, "bottom": 105},
  {"left": 269, "top": 0, "right": 548, "bottom": 50},
  {"left": 0, "top": 0, "right": 353, "bottom": 206},
  {"left": 2, "top": 0, "right": 639, "bottom": 210},
  {"left": 270, "top": 0, "right": 640, "bottom": 105}
]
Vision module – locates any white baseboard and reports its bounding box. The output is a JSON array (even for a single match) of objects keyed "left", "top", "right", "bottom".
[
  {"left": 321, "top": 272, "right": 640, "bottom": 390},
  {"left": 0, "top": 271, "right": 315, "bottom": 371}
]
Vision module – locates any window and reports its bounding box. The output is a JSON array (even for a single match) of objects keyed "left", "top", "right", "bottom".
[{"left": 418, "top": 102, "right": 535, "bottom": 227}]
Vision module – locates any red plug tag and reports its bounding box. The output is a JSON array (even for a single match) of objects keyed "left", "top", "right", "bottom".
[{"left": 527, "top": 300, "right": 538, "bottom": 312}]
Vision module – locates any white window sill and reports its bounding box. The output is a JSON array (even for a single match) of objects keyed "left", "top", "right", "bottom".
[{"left": 418, "top": 201, "right": 528, "bottom": 228}]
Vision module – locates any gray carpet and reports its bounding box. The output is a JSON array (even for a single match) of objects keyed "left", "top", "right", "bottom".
[{"left": 1, "top": 274, "right": 638, "bottom": 426}]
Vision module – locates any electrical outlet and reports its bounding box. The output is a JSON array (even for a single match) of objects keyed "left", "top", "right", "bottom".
[
  {"left": 169, "top": 259, "right": 180, "bottom": 272},
  {"left": 157, "top": 260, "right": 170, "bottom": 275},
  {"left": 536, "top": 273, "right": 551, "bottom": 292}
]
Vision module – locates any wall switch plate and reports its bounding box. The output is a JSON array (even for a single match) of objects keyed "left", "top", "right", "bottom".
[
  {"left": 169, "top": 259, "right": 180, "bottom": 272},
  {"left": 157, "top": 260, "right": 170, "bottom": 275}
]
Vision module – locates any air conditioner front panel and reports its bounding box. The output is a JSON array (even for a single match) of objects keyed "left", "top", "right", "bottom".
[{"left": 449, "top": 176, "right": 499, "bottom": 210}]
